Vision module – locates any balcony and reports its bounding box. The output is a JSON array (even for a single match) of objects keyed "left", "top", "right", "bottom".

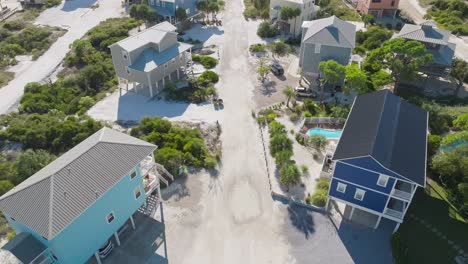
[
  {"left": 143, "top": 172, "right": 159, "bottom": 196},
  {"left": 391, "top": 180, "right": 413, "bottom": 201},
  {"left": 384, "top": 208, "right": 403, "bottom": 219},
  {"left": 384, "top": 197, "right": 407, "bottom": 220}
]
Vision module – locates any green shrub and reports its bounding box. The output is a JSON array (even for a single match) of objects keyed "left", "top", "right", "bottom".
[
  {"left": 316, "top": 179, "right": 330, "bottom": 190},
  {"left": 257, "top": 21, "right": 278, "bottom": 38},
  {"left": 311, "top": 189, "right": 327, "bottom": 207},
  {"left": 199, "top": 71, "right": 219, "bottom": 84},
  {"left": 295, "top": 134, "right": 305, "bottom": 145},
  {"left": 305, "top": 193, "right": 312, "bottom": 204},
  {"left": 132, "top": 117, "right": 216, "bottom": 174},
  {"left": 249, "top": 43, "right": 266, "bottom": 53},
  {"left": 289, "top": 112, "right": 299, "bottom": 121},
  {"left": 257, "top": 116, "right": 267, "bottom": 125},
  {"left": 300, "top": 164, "right": 309, "bottom": 174},
  {"left": 243, "top": 6, "right": 259, "bottom": 18},
  {"left": 304, "top": 111, "right": 312, "bottom": 118},
  {"left": 2, "top": 20, "right": 26, "bottom": 31},
  {"left": 193, "top": 54, "right": 218, "bottom": 69},
  {"left": 44, "top": 0, "right": 62, "bottom": 7},
  {"left": 385, "top": 23, "right": 393, "bottom": 30}
]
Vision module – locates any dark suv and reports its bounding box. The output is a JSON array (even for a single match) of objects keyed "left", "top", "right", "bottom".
[{"left": 270, "top": 63, "right": 284, "bottom": 75}]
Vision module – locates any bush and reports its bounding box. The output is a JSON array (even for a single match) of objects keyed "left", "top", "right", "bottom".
[
  {"left": 308, "top": 135, "right": 328, "bottom": 151},
  {"left": 2, "top": 20, "right": 26, "bottom": 31},
  {"left": 249, "top": 43, "right": 266, "bottom": 53},
  {"left": 199, "top": 71, "right": 219, "bottom": 84},
  {"left": 279, "top": 164, "right": 301, "bottom": 190},
  {"left": 385, "top": 23, "right": 393, "bottom": 30},
  {"left": 132, "top": 117, "right": 216, "bottom": 174},
  {"left": 300, "top": 164, "right": 309, "bottom": 174},
  {"left": 304, "top": 111, "right": 312, "bottom": 118},
  {"left": 316, "top": 179, "right": 330, "bottom": 190},
  {"left": 305, "top": 193, "right": 312, "bottom": 204},
  {"left": 289, "top": 112, "right": 299, "bottom": 121},
  {"left": 44, "top": 0, "right": 62, "bottom": 7},
  {"left": 193, "top": 54, "right": 218, "bottom": 69},
  {"left": 311, "top": 189, "right": 327, "bottom": 207},
  {"left": 257, "top": 21, "right": 278, "bottom": 38}
]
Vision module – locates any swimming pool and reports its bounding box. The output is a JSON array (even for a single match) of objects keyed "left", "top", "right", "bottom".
[{"left": 308, "top": 128, "right": 342, "bottom": 139}]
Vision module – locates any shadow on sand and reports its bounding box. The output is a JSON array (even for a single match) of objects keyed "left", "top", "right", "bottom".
[
  {"left": 88, "top": 211, "right": 168, "bottom": 264},
  {"left": 116, "top": 92, "right": 190, "bottom": 121}
]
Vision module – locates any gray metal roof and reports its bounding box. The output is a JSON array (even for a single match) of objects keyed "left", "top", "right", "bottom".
[
  {"left": 301, "top": 16, "right": 356, "bottom": 48},
  {"left": 332, "top": 90, "right": 428, "bottom": 186},
  {"left": 393, "top": 22, "right": 456, "bottom": 66},
  {"left": 129, "top": 42, "right": 192, "bottom": 72},
  {"left": 393, "top": 21, "right": 451, "bottom": 45},
  {"left": 109, "top": 22, "right": 178, "bottom": 51},
  {"left": 0, "top": 128, "right": 156, "bottom": 240},
  {"left": 2, "top": 232, "right": 46, "bottom": 264}
]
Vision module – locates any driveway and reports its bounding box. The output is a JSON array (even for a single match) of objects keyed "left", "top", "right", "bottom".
[{"left": 0, "top": 0, "right": 124, "bottom": 114}]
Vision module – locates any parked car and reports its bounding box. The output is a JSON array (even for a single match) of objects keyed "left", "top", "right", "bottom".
[
  {"left": 294, "top": 86, "right": 317, "bottom": 98},
  {"left": 98, "top": 240, "right": 114, "bottom": 259},
  {"left": 270, "top": 63, "right": 284, "bottom": 76}
]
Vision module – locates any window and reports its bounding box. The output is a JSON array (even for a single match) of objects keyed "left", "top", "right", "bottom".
[
  {"left": 371, "top": 0, "right": 381, "bottom": 2},
  {"left": 186, "top": 8, "right": 190, "bottom": 14},
  {"left": 106, "top": 212, "right": 115, "bottom": 223},
  {"left": 161, "top": 1, "right": 165, "bottom": 7},
  {"left": 130, "top": 170, "right": 137, "bottom": 180},
  {"left": 315, "top": 44, "right": 321, "bottom": 53},
  {"left": 10, "top": 217, "right": 15, "bottom": 221},
  {"left": 122, "top": 51, "right": 128, "bottom": 60},
  {"left": 164, "top": 63, "right": 168, "bottom": 68},
  {"left": 171, "top": 58, "right": 176, "bottom": 64},
  {"left": 391, "top": 0, "right": 395, "bottom": 6},
  {"left": 377, "top": 174, "right": 389, "bottom": 187},
  {"left": 134, "top": 187, "right": 141, "bottom": 199},
  {"left": 150, "top": 0, "right": 154, "bottom": 4},
  {"left": 156, "top": 0, "right": 160, "bottom": 6},
  {"left": 126, "top": 67, "right": 130, "bottom": 74},
  {"left": 337, "top": 182, "right": 347, "bottom": 193},
  {"left": 354, "top": 189, "right": 366, "bottom": 201}
]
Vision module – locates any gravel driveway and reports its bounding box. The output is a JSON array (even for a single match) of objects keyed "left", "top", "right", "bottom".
[{"left": 0, "top": 0, "right": 124, "bottom": 114}]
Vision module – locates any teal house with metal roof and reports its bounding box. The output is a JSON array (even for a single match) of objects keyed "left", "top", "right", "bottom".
[{"left": 0, "top": 128, "right": 172, "bottom": 264}]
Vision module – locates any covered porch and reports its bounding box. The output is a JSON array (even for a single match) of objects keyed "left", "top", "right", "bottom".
[
  {"left": 1, "top": 232, "right": 57, "bottom": 264},
  {"left": 86, "top": 211, "right": 167, "bottom": 264}
]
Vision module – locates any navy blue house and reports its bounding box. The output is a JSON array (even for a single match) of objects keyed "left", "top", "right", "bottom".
[{"left": 327, "top": 90, "right": 428, "bottom": 231}]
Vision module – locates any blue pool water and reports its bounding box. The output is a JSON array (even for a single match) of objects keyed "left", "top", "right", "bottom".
[{"left": 308, "top": 128, "right": 342, "bottom": 139}]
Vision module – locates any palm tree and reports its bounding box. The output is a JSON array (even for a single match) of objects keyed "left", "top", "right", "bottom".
[
  {"left": 291, "top": 8, "right": 301, "bottom": 37},
  {"left": 283, "top": 85, "right": 295, "bottom": 108}
]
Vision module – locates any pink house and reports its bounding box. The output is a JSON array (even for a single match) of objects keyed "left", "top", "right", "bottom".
[{"left": 355, "top": 0, "right": 399, "bottom": 19}]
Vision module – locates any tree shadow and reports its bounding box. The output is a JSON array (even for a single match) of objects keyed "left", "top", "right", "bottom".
[
  {"left": 161, "top": 174, "right": 190, "bottom": 202},
  {"left": 286, "top": 203, "right": 316, "bottom": 239},
  {"left": 260, "top": 81, "right": 278, "bottom": 97}
]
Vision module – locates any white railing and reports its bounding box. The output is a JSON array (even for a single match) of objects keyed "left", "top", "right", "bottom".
[
  {"left": 391, "top": 188, "right": 412, "bottom": 201},
  {"left": 144, "top": 175, "right": 159, "bottom": 196},
  {"left": 384, "top": 208, "right": 403, "bottom": 219}
]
